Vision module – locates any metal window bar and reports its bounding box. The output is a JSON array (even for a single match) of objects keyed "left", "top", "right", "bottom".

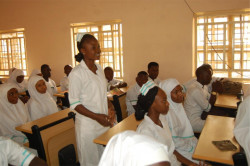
[
  {"left": 195, "top": 13, "right": 250, "bottom": 80},
  {"left": 0, "top": 30, "right": 27, "bottom": 76}
]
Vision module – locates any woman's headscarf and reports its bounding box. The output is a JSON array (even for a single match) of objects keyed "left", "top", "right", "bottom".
[
  {"left": 27, "top": 76, "right": 58, "bottom": 121},
  {"left": 99, "top": 131, "right": 169, "bottom": 166},
  {"left": 28, "top": 69, "right": 42, "bottom": 80},
  {"left": 159, "top": 78, "right": 194, "bottom": 137},
  {"left": 0, "top": 83, "right": 30, "bottom": 143},
  {"left": 7, "top": 69, "right": 27, "bottom": 93}
]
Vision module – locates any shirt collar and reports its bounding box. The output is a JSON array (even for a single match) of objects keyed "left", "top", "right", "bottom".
[{"left": 194, "top": 80, "right": 204, "bottom": 89}]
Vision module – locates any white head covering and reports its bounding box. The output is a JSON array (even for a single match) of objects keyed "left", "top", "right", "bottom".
[
  {"left": 27, "top": 76, "right": 58, "bottom": 121},
  {"left": 0, "top": 83, "right": 30, "bottom": 143},
  {"left": 159, "top": 78, "right": 194, "bottom": 137},
  {"left": 28, "top": 69, "right": 42, "bottom": 80},
  {"left": 7, "top": 69, "right": 27, "bottom": 93},
  {"left": 9, "top": 67, "right": 16, "bottom": 76},
  {"left": 234, "top": 96, "right": 250, "bottom": 164},
  {"left": 99, "top": 131, "right": 169, "bottom": 166}
]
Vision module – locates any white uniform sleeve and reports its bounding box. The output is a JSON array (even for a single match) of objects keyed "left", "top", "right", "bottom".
[
  {"left": 69, "top": 72, "right": 83, "bottom": 110},
  {"left": 192, "top": 89, "right": 211, "bottom": 112},
  {"left": 126, "top": 91, "right": 137, "bottom": 116},
  {"left": 5, "top": 139, "right": 35, "bottom": 166},
  {"left": 60, "top": 77, "right": 68, "bottom": 92},
  {"left": 51, "top": 79, "right": 58, "bottom": 94}
]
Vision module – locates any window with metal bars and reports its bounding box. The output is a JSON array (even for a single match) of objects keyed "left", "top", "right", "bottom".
[
  {"left": 0, "top": 28, "right": 27, "bottom": 76},
  {"left": 71, "top": 20, "right": 124, "bottom": 80},
  {"left": 195, "top": 11, "right": 250, "bottom": 80}
]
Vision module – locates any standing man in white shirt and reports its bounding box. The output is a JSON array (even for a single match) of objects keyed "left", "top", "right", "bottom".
[
  {"left": 60, "top": 65, "right": 73, "bottom": 91},
  {"left": 126, "top": 71, "right": 148, "bottom": 116},
  {"left": 41, "top": 64, "right": 58, "bottom": 102},
  {"left": 147, "top": 62, "right": 161, "bottom": 85},
  {"left": 184, "top": 66, "right": 217, "bottom": 132}
]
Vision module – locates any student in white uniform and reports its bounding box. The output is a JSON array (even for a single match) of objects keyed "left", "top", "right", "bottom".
[
  {"left": 41, "top": 64, "right": 58, "bottom": 102},
  {"left": 27, "top": 76, "right": 58, "bottom": 121},
  {"left": 0, "top": 136, "right": 47, "bottom": 166},
  {"left": 184, "top": 66, "right": 217, "bottom": 132},
  {"left": 234, "top": 96, "right": 250, "bottom": 164},
  {"left": 0, "top": 83, "right": 31, "bottom": 144},
  {"left": 126, "top": 71, "right": 148, "bottom": 116},
  {"left": 104, "top": 66, "right": 127, "bottom": 91},
  {"left": 148, "top": 62, "right": 161, "bottom": 85},
  {"left": 159, "top": 78, "right": 199, "bottom": 164},
  {"left": 69, "top": 34, "right": 116, "bottom": 166},
  {"left": 182, "top": 64, "right": 223, "bottom": 94},
  {"left": 7, "top": 69, "right": 27, "bottom": 93},
  {"left": 136, "top": 80, "right": 198, "bottom": 166},
  {"left": 60, "top": 65, "right": 73, "bottom": 91},
  {"left": 99, "top": 131, "right": 170, "bottom": 166}
]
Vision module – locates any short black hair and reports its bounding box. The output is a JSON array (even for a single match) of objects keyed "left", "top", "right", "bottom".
[
  {"left": 201, "top": 63, "right": 212, "bottom": 70},
  {"left": 195, "top": 65, "right": 209, "bottom": 77},
  {"left": 64, "top": 65, "right": 72, "bottom": 69},
  {"left": 148, "top": 62, "right": 159, "bottom": 70},
  {"left": 104, "top": 66, "right": 113, "bottom": 72},
  {"left": 41, "top": 64, "right": 49, "bottom": 72},
  {"left": 137, "top": 71, "right": 148, "bottom": 77}
]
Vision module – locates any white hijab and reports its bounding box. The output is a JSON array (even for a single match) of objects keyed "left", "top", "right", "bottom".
[
  {"left": 28, "top": 69, "right": 41, "bottom": 80},
  {"left": 159, "top": 78, "right": 194, "bottom": 137},
  {"left": 27, "top": 76, "right": 58, "bottom": 121},
  {"left": 0, "top": 83, "right": 30, "bottom": 143},
  {"left": 7, "top": 69, "right": 27, "bottom": 93},
  {"left": 234, "top": 96, "right": 250, "bottom": 164},
  {"left": 99, "top": 131, "right": 169, "bottom": 166}
]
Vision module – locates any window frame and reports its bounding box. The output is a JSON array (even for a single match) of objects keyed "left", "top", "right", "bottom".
[
  {"left": 0, "top": 28, "right": 28, "bottom": 77},
  {"left": 194, "top": 9, "right": 250, "bottom": 82}
]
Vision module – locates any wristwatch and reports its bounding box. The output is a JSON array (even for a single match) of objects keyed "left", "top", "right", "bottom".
[{"left": 211, "top": 91, "right": 217, "bottom": 96}]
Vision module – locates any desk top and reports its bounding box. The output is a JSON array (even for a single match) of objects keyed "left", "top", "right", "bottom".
[
  {"left": 193, "top": 115, "right": 240, "bottom": 165},
  {"left": 16, "top": 109, "right": 71, "bottom": 134},
  {"left": 214, "top": 94, "right": 240, "bottom": 109},
  {"left": 93, "top": 113, "right": 142, "bottom": 145}
]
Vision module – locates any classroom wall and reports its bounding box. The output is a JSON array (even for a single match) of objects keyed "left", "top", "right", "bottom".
[{"left": 0, "top": 0, "right": 248, "bottom": 86}]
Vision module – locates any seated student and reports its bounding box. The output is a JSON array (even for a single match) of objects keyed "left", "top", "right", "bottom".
[
  {"left": 234, "top": 95, "right": 250, "bottom": 164},
  {"left": 184, "top": 66, "right": 217, "bottom": 132},
  {"left": 7, "top": 69, "right": 30, "bottom": 104},
  {"left": 28, "top": 69, "right": 42, "bottom": 80},
  {"left": 0, "top": 83, "right": 31, "bottom": 144},
  {"left": 159, "top": 79, "right": 199, "bottom": 164},
  {"left": 41, "top": 64, "right": 58, "bottom": 102},
  {"left": 104, "top": 66, "right": 127, "bottom": 91},
  {"left": 183, "top": 64, "right": 223, "bottom": 94},
  {"left": 135, "top": 80, "right": 198, "bottom": 166},
  {"left": 147, "top": 62, "right": 161, "bottom": 85},
  {"left": 27, "top": 76, "right": 58, "bottom": 121},
  {"left": 0, "top": 136, "right": 47, "bottom": 166},
  {"left": 60, "top": 65, "right": 73, "bottom": 91},
  {"left": 126, "top": 71, "right": 148, "bottom": 116},
  {"left": 99, "top": 131, "right": 170, "bottom": 166}
]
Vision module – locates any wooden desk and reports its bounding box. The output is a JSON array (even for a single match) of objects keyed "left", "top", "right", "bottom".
[
  {"left": 214, "top": 94, "right": 240, "bottom": 109},
  {"left": 193, "top": 115, "right": 240, "bottom": 165},
  {"left": 16, "top": 108, "right": 71, "bottom": 134},
  {"left": 94, "top": 113, "right": 142, "bottom": 145}
]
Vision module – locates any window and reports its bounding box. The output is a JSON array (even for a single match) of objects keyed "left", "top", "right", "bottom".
[
  {"left": 71, "top": 20, "right": 124, "bottom": 79},
  {"left": 0, "top": 28, "right": 27, "bottom": 76},
  {"left": 195, "top": 10, "right": 250, "bottom": 80}
]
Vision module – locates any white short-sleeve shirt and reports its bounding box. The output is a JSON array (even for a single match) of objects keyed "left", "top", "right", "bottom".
[
  {"left": 136, "top": 115, "right": 181, "bottom": 166},
  {"left": 184, "top": 81, "right": 211, "bottom": 124},
  {"left": 0, "top": 137, "right": 35, "bottom": 166},
  {"left": 126, "top": 83, "right": 141, "bottom": 116}
]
